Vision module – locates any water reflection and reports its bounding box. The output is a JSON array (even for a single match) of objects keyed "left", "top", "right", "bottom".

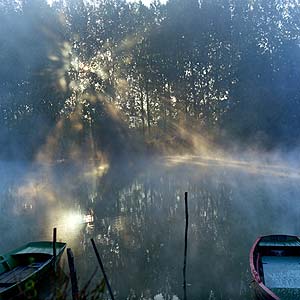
[{"left": 1, "top": 157, "right": 300, "bottom": 299}]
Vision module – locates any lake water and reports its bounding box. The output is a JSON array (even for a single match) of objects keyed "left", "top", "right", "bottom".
[{"left": 1, "top": 155, "right": 300, "bottom": 299}]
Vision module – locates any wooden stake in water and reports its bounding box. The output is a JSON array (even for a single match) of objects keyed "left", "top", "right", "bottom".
[
  {"left": 67, "top": 248, "right": 79, "bottom": 300},
  {"left": 53, "top": 227, "right": 57, "bottom": 271},
  {"left": 183, "top": 192, "right": 189, "bottom": 300},
  {"left": 91, "top": 238, "right": 115, "bottom": 300}
]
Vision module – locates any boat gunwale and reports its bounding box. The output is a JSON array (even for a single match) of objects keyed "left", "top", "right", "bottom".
[{"left": 10, "top": 241, "right": 66, "bottom": 255}]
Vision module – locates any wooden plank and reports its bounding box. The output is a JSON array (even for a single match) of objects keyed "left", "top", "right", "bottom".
[
  {"left": 0, "top": 266, "right": 36, "bottom": 284},
  {"left": 0, "top": 266, "right": 26, "bottom": 283}
]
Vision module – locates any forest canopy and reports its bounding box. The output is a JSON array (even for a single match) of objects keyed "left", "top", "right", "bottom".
[{"left": 1, "top": 0, "right": 300, "bottom": 160}]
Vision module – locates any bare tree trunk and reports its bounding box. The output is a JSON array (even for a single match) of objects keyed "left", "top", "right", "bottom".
[
  {"left": 140, "top": 87, "right": 145, "bottom": 137},
  {"left": 167, "top": 83, "right": 172, "bottom": 130},
  {"left": 190, "top": 61, "right": 198, "bottom": 118},
  {"left": 145, "top": 80, "right": 151, "bottom": 135},
  {"left": 164, "top": 100, "right": 167, "bottom": 133}
]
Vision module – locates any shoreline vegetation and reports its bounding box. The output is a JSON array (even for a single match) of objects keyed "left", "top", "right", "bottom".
[{"left": 1, "top": 0, "right": 300, "bottom": 163}]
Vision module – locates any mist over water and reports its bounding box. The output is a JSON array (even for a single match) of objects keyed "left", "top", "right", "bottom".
[
  {"left": 1, "top": 0, "right": 300, "bottom": 299},
  {"left": 1, "top": 153, "right": 300, "bottom": 299}
]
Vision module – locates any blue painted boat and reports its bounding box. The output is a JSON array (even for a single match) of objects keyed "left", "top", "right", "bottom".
[{"left": 0, "top": 241, "right": 66, "bottom": 299}]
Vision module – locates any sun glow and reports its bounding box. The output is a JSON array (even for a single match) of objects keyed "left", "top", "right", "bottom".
[
  {"left": 64, "top": 212, "right": 83, "bottom": 230},
  {"left": 164, "top": 155, "right": 300, "bottom": 179},
  {"left": 84, "top": 163, "right": 109, "bottom": 178},
  {"left": 62, "top": 211, "right": 95, "bottom": 230}
]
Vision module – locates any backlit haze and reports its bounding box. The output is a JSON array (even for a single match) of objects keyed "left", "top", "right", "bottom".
[{"left": 1, "top": 0, "right": 300, "bottom": 299}]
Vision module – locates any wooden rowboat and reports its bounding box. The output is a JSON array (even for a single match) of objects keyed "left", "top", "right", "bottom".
[
  {"left": 250, "top": 234, "right": 300, "bottom": 300},
  {"left": 0, "top": 241, "right": 66, "bottom": 299}
]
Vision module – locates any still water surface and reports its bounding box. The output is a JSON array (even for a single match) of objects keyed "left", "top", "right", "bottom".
[{"left": 1, "top": 156, "right": 300, "bottom": 299}]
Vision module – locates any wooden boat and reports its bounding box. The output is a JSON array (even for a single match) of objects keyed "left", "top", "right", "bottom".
[
  {"left": 250, "top": 234, "right": 300, "bottom": 300},
  {"left": 0, "top": 241, "right": 66, "bottom": 299}
]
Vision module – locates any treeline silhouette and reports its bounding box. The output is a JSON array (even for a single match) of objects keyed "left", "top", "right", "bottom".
[{"left": 1, "top": 0, "right": 300, "bottom": 160}]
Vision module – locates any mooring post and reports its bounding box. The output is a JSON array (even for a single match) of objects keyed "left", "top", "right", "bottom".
[
  {"left": 53, "top": 227, "right": 57, "bottom": 271},
  {"left": 183, "top": 191, "right": 189, "bottom": 300},
  {"left": 67, "top": 248, "right": 79, "bottom": 300},
  {"left": 91, "top": 238, "right": 115, "bottom": 300}
]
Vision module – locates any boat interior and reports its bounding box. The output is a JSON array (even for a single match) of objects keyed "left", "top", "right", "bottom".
[
  {"left": 0, "top": 253, "right": 51, "bottom": 292},
  {"left": 257, "top": 238, "right": 300, "bottom": 299}
]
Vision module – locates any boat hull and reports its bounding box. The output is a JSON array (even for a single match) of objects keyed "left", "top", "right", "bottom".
[
  {"left": 251, "top": 280, "right": 279, "bottom": 300},
  {"left": 0, "top": 241, "right": 66, "bottom": 300}
]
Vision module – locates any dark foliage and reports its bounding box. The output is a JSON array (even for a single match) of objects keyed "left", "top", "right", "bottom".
[{"left": 1, "top": 0, "right": 300, "bottom": 160}]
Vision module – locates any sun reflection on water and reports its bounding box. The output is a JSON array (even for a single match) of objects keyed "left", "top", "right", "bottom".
[{"left": 64, "top": 212, "right": 83, "bottom": 230}]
